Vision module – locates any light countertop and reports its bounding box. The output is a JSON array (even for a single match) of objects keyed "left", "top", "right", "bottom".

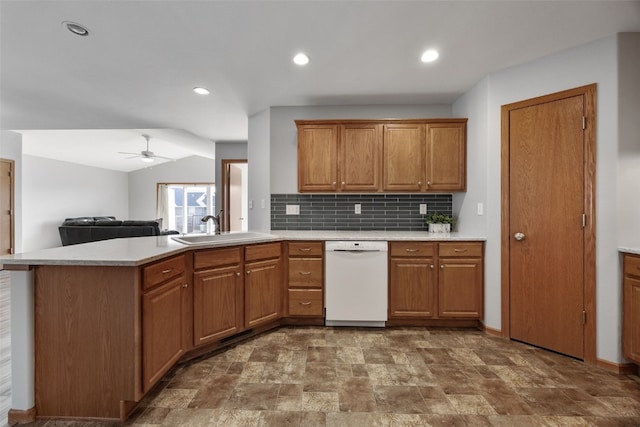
[
  {"left": 620, "top": 247, "right": 640, "bottom": 256},
  {"left": 0, "top": 230, "right": 486, "bottom": 267}
]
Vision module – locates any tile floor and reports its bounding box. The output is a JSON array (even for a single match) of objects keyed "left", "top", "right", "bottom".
[{"left": 21, "top": 326, "right": 640, "bottom": 426}]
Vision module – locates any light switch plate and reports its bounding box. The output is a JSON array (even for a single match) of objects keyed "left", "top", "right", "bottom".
[
  {"left": 286, "top": 204, "right": 300, "bottom": 215},
  {"left": 355, "top": 204, "right": 361, "bottom": 214},
  {"left": 477, "top": 202, "right": 484, "bottom": 215},
  {"left": 419, "top": 204, "right": 427, "bottom": 214}
]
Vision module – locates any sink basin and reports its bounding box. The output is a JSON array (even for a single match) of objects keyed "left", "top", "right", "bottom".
[{"left": 171, "top": 232, "right": 274, "bottom": 245}]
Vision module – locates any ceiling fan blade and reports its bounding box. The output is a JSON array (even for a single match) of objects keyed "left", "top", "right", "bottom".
[{"left": 118, "top": 151, "right": 140, "bottom": 156}]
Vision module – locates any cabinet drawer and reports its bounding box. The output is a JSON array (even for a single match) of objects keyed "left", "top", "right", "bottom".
[
  {"left": 390, "top": 242, "right": 435, "bottom": 258},
  {"left": 288, "top": 241, "right": 323, "bottom": 257},
  {"left": 143, "top": 255, "right": 185, "bottom": 290},
  {"left": 288, "top": 258, "right": 323, "bottom": 287},
  {"left": 194, "top": 247, "right": 242, "bottom": 270},
  {"left": 245, "top": 242, "right": 281, "bottom": 262},
  {"left": 439, "top": 242, "right": 483, "bottom": 257},
  {"left": 625, "top": 254, "right": 640, "bottom": 277},
  {"left": 288, "top": 289, "right": 323, "bottom": 316}
]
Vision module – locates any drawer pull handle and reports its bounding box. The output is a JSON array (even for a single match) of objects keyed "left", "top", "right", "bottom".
[
  {"left": 453, "top": 249, "right": 467, "bottom": 253},
  {"left": 298, "top": 248, "right": 311, "bottom": 252},
  {"left": 299, "top": 271, "right": 312, "bottom": 276},
  {"left": 299, "top": 301, "right": 312, "bottom": 306},
  {"left": 405, "top": 248, "right": 420, "bottom": 253},
  {"left": 162, "top": 269, "right": 173, "bottom": 274}
]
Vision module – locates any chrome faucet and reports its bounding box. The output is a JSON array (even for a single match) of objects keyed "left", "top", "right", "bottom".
[{"left": 201, "top": 210, "right": 223, "bottom": 234}]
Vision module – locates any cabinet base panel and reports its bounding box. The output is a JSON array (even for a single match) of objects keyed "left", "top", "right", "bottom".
[
  {"left": 280, "top": 317, "right": 325, "bottom": 326},
  {"left": 8, "top": 407, "right": 36, "bottom": 425},
  {"left": 386, "top": 318, "right": 482, "bottom": 328}
]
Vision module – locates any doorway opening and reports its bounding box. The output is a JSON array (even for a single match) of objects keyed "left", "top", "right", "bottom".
[
  {"left": 221, "top": 159, "right": 248, "bottom": 232},
  {"left": 500, "top": 84, "right": 596, "bottom": 364}
]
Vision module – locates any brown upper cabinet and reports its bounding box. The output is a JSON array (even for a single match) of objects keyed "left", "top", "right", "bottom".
[{"left": 296, "top": 118, "right": 467, "bottom": 193}]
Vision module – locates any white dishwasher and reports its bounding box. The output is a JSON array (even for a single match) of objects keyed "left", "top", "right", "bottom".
[{"left": 325, "top": 240, "right": 388, "bottom": 327}]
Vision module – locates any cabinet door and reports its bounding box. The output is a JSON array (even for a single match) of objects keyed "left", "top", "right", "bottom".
[
  {"left": 142, "top": 276, "right": 186, "bottom": 392},
  {"left": 245, "top": 257, "right": 282, "bottom": 328},
  {"left": 389, "top": 258, "right": 436, "bottom": 318},
  {"left": 438, "top": 258, "right": 483, "bottom": 318},
  {"left": 425, "top": 122, "right": 466, "bottom": 191},
  {"left": 382, "top": 124, "right": 425, "bottom": 191},
  {"left": 340, "top": 124, "right": 382, "bottom": 191},
  {"left": 298, "top": 124, "right": 339, "bottom": 192},
  {"left": 193, "top": 265, "right": 243, "bottom": 346}
]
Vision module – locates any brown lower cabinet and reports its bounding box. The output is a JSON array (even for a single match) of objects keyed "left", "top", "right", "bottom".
[
  {"left": 31, "top": 238, "right": 484, "bottom": 422},
  {"left": 623, "top": 253, "right": 640, "bottom": 363},
  {"left": 389, "top": 241, "right": 484, "bottom": 321}
]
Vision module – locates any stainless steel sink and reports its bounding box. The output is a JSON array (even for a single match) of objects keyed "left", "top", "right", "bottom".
[{"left": 171, "top": 231, "right": 274, "bottom": 245}]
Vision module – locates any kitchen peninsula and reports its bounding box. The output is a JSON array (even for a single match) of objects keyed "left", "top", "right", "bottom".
[{"left": 1, "top": 231, "right": 485, "bottom": 423}]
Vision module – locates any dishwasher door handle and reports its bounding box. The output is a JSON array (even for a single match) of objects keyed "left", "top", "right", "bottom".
[{"left": 332, "top": 249, "right": 381, "bottom": 253}]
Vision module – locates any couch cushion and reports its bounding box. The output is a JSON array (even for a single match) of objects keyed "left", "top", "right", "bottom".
[
  {"left": 95, "top": 220, "right": 124, "bottom": 226},
  {"left": 62, "top": 218, "right": 96, "bottom": 226}
]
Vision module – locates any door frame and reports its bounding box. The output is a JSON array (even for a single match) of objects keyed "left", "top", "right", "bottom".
[
  {"left": 0, "top": 158, "right": 15, "bottom": 255},
  {"left": 500, "top": 84, "right": 597, "bottom": 364},
  {"left": 221, "top": 159, "right": 247, "bottom": 232}
]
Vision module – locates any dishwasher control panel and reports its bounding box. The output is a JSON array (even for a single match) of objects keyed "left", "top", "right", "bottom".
[{"left": 325, "top": 240, "right": 388, "bottom": 252}]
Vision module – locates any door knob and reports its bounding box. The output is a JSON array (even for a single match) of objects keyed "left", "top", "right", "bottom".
[{"left": 514, "top": 232, "right": 526, "bottom": 241}]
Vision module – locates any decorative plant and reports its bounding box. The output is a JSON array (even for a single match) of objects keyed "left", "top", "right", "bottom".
[{"left": 424, "top": 213, "right": 456, "bottom": 225}]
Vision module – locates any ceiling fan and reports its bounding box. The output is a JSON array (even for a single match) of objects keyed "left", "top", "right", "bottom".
[{"left": 118, "top": 134, "right": 175, "bottom": 163}]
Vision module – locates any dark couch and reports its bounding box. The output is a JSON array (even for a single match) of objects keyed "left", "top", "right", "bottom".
[{"left": 58, "top": 216, "right": 165, "bottom": 246}]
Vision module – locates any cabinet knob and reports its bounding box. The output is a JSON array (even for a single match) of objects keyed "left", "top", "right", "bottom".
[
  {"left": 332, "top": 181, "right": 337, "bottom": 188},
  {"left": 514, "top": 232, "right": 526, "bottom": 241},
  {"left": 183, "top": 283, "right": 189, "bottom": 288},
  {"left": 440, "top": 265, "right": 445, "bottom": 269},
  {"left": 246, "top": 270, "right": 252, "bottom": 275},
  {"left": 430, "top": 264, "right": 434, "bottom": 269},
  {"left": 341, "top": 181, "right": 345, "bottom": 189},
  {"left": 418, "top": 181, "right": 422, "bottom": 187},
  {"left": 236, "top": 272, "right": 241, "bottom": 277},
  {"left": 427, "top": 181, "right": 432, "bottom": 186}
]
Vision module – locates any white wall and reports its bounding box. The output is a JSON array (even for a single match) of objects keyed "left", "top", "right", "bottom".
[
  {"left": 0, "top": 131, "right": 23, "bottom": 253},
  {"left": 247, "top": 109, "right": 271, "bottom": 231},
  {"left": 214, "top": 142, "right": 248, "bottom": 214},
  {"left": 454, "top": 34, "right": 622, "bottom": 362},
  {"left": 128, "top": 155, "right": 215, "bottom": 221},
  {"left": 617, "top": 33, "right": 640, "bottom": 248},
  {"left": 22, "top": 155, "right": 128, "bottom": 251}
]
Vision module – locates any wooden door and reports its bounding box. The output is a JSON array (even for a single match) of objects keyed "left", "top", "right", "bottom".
[
  {"left": 389, "top": 258, "right": 436, "bottom": 318},
  {"left": 142, "top": 276, "right": 185, "bottom": 392},
  {"left": 340, "top": 124, "right": 382, "bottom": 191},
  {"left": 382, "top": 124, "right": 425, "bottom": 191},
  {"left": 438, "top": 258, "right": 483, "bottom": 318},
  {"left": 425, "top": 122, "right": 466, "bottom": 191},
  {"left": 193, "top": 264, "right": 243, "bottom": 345},
  {"left": 297, "top": 124, "right": 339, "bottom": 192},
  {"left": 1, "top": 159, "right": 14, "bottom": 255},
  {"left": 623, "top": 255, "right": 640, "bottom": 363},
  {"left": 245, "top": 257, "right": 282, "bottom": 328},
  {"left": 506, "top": 92, "right": 589, "bottom": 359}
]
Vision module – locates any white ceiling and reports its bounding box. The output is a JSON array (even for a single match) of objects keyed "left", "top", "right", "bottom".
[{"left": 2, "top": 1, "right": 640, "bottom": 171}]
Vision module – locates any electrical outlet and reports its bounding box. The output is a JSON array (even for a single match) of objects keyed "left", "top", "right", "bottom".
[
  {"left": 286, "top": 204, "right": 300, "bottom": 215},
  {"left": 419, "top": 204, "right": 427, "bottom": 214},
  {"left": 249, "top": 200, "right": 253, "bottom": 209},
  {"left": 477, "top": 202, "right": 484, "bottom": 215},
  {"left": 355, "top": 204, "right": 361, "bottom": 214}
]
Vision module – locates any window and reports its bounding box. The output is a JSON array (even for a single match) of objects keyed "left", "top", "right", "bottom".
[{"left": 157, "top": 183, "right": 215, "bottom": 234}]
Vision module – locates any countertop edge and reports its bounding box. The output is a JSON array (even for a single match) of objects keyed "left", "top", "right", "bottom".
[
  {"left": 620, "top": 247, "right": 640, "bottom": 256},
  {"left": 0, "top": 231, "right": 487, "bottom": 267}
]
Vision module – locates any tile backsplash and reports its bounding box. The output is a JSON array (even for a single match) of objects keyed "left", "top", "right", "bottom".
[{"left": 271, "top": 194, "right": 452, "bottom": 231}]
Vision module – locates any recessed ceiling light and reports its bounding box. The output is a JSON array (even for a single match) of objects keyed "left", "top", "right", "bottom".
[
  {"left": 193, "top": 87, "right": 210, "bottom": 95},
  {"left": 62, "top": 21, "right": 90, "bottom": 37},
  {"left": 421, "top": 49, "right": 439, "bottom": 63},
  {"left": 293, "top": 53, "right": 310, "bottom": 66}
]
